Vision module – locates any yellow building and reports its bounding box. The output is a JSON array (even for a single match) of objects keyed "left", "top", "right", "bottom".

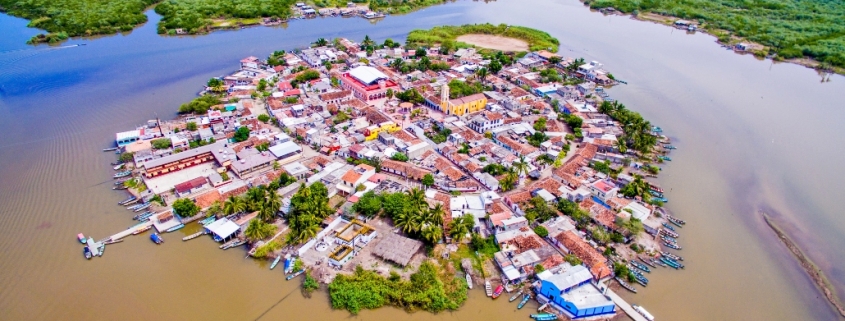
[
  {"left": 438, "top": 83, "right": 488, "bottom": 116},
  {"left": 364, "top": 121, "right": 400, "bottom": 141}
]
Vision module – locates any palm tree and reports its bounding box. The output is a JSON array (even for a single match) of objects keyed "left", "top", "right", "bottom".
[
  {"left": 361, "top": 35, "right": 374, "bottom": 49},
  {"left": 448, "top": 214, "right": 473, "bottom": 243},
  {"left": 395, "top": 211, "right": 420, "bottom": 234},
  {"left": 264, "top": 191, "right": 282, "bottom": 217},
  {"left": 420, "top": 224, "right": 442, "bottom": 245},
  {"left": 476, "top": 67, "right": 488, "bottom": 84},
  {"left": 500, "top": 171, "right": 517, "bottom": 192},
  {"left": 223, "top": 195, "right": 246, "bottom": 215},
  {"left": 407, "top": 188, "right": 427, "bottom": 212},
  {"left": 428, "top": 203, "right": 445, "bottom": 227},
  {"left": 615, "top": 138, "right": 628, "bottom": 154},
  {"left": 245, "top": 187, "right": 265, "bottom": 212},
  {"left": 314, "top": 37, "right": 328, "bottom": 47},
  {"left": 513, "top": 155, "right": 530, "bottom": 178},
  {"left": 245, "top": 220, "right": 277, "bottom": 242}
]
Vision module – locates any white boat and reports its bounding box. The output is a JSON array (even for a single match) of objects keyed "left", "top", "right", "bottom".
[
  {"left": 485, "top": 280, "right": 492, "bottom": 297},
  {"left": 465, "top": 274, "right": 472, "bottom": 289},
  {"left": 632, "top": 304, "right": 655, "bottom": 321},
  {"left": 270, "top": 255, "right": 282, "bottom": 270}
]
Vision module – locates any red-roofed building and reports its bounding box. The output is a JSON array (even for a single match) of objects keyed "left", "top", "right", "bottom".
[
  {"left": 174, "top": 177, "right": 210, "bottom": 197},
  {"left": 590, "top": 180, "right": 618, "bottom": 202},
  {"left": 340, "top": 66, "right": 399, "bottom": 101},
  {"left": 554, "top": 231, "right": 612, "bottom": 280}
]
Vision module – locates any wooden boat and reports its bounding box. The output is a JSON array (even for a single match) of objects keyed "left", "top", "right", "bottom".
[
  {"left": 632, "top": 272, "right": 649, "bottom": 285},
  {"left": 648, "top": 183, "right": 663, "bottom": 193},
  {"left": 662, "top": 223, "right": 676, "bottom": 231},
  {"left": 615, "top": 277, "right": 637, "bottom": 293},
  {"left": 485, "top": 280, "right": 492, "bottom": 297},
  {"left": 658, "top": 155, "right": 672, "bottom": 161},
  {"left": 286, "top": 269, "right": 305, "bottom": 280},
  {"left": 199, "top": 216, "right": 216, "bottom": 226},
  {"left": 661, "top": 235, "right": 678, "bottom": 243},
  {"left": 77, "top": 233, "right": 86, "bottom": 243},
  {"left": 133, "top": 203, "right": 151, "bottom": 212},
  {"left": 99, "top": 243, "right": 106, "bottom": 256},
  {"left": 633, "top": 304, "right": 656, "bottom": 321},
  {"left": 150, "top": 233, "right": 163, "bottom": 244},
  {"left": 113, "top": 171, "right": 131, "bottom": 178},
  {"left": 182, "top": 231, "right": 206, "bottom": 241},
  {"left": 84, "top": 247, "right": 92, "bottom": 259},
  {"left": 110, "top": 160, "right": 124, "bottom": 166},
  {"left": 630, "top": 261, "right": 651, "bottom": 273},
  {"left": 491, "top": 284, "right": 504, "bottom": 299},
  {"left": 639, "top": 257, "right": 656, "bottom": 268},
  {"left": 165, "top": 224, "right": 185, "bottom": 233},
  {"left": 664, "top": 145, "right": 676, "bottom": 149},
  {"left": 659, "top": 256, "right": 680, "bottom": 269},
  {"left": 103, "top": 147, "right": 119, "bottom": 152},
  {"left": 465, "top": 273, "right": 472, "bottom": 289},
  {"left": 219, "top": 239, "right": 238, "bottom": 249},
  {"left": 509, "top": 290, "right": 523, "bottom": 302},
  {"left": 224, "top": 240, "right": 246, "bottom": 250},
  {"left": 133, "top": 211, "right": 152, "bottom": 220},
  {"left": 113, "top": 164, "right": 125, "bottom": 170},
  {"left": 651, "top": 196, "right": 668, "bottom": 203},
  {"left": 270, "top": 255, "right": 282, "bottom": 270},
  {"left": 666, "top": 215, "right": 686, "bottom": 225},
  {"left": 661, "top": 251, "right": 683, "bottom": 261},
  {"left": 132, "top": 225, "right": 152, "bottom": 235},
  {"left": 517, "top": 293, "right": 530, "bottom": 309},
  {"left": 112, "top": 185, "right": 128, "bottom": 190},
  {"left": 118, "top": 196, "right": 137, "bottom": 205},
  {"left": 662, "top": 240, "right": 682, "bottom": 250}
]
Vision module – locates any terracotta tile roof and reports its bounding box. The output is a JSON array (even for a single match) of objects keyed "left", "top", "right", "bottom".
[
  {"left": 555, "top": 230, "right": 611, "bottom": 279},
  {"left": 455, "top": 179, "right": 481, "bottom": 189},
  {"left": 442, "top": 166, "right": 464, "bottom": 181},
  {"left": 195, "top": 189, "right": 222, "bottom": 209},
  {"left": 507, "top": 191, "right": 533, "bottom": 204},
  {"left": 490, "top": 212, "right": 514, "bottom": 227},
  {"left": 174, "top": 177, "right": 208, "bottom": 194},
  {"left": 220, "top": 185, "right": 248, "bottom": 200},
  {"left": 490, "top": 201, "right": 512, "bottom": 216},
  {"left": 503, "top": 117, "right": 523, "bottom": 125},
  {"left": 593, "top": 208, "right": 618, "bottom": 230},
  {"left": 319, "top": 90, "right": 352, "bottom": 101},
  {"left": 540, "top": 254, "right": 565, "bottom": 270},
  {"left": 529, "top": 178, "right": 563, "bottom": 197},
  {"left": 363, "top": 107, "right": 391, "bottom": 124},
  {"left": 392, "top": 130, "right": 417, "bottom": 142},
  {"left": 341, "top": 170, "right": 362, "bottom": 185},
  {"left": 464, "top": 161, "right": 481, "bottom": 173},
  {"left": 508, "top": 234, "right": 543, "bottom": 254}
]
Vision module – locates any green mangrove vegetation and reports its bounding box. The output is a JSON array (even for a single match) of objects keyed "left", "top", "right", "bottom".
[
  {"left": 328, "top": 262, "right": 467, "bottom": 314},
  {"left": 406, "top": 23, "right": 561, "bottom": 52},
  {"left": 584, "top": 0, "right": 845, "bottom": 68}
]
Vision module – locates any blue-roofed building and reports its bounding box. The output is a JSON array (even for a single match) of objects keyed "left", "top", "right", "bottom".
[{"left": 536, "top": 266, "right": 616, "bottom": 319}]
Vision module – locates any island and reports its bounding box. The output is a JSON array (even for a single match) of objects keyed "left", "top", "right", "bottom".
[
  {"left": 581, "top": 0, "right": 845, "bottom": 74},
  {"left": 89, "top": 24, "right": 682, "bottom": 321},
  {"left": 0, "top": 0, "right": 456, "bottom": 44}
]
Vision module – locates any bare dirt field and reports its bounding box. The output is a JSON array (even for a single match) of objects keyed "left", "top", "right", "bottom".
[{"left": 456, "top": 34, "right": 529, "bottom": 52}]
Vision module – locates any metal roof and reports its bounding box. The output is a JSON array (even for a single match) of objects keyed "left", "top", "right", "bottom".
[{"left": 348, "top": 66, "right": 388, "bottom": 85}]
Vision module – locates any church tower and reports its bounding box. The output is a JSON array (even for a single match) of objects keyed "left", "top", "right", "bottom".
[{"left": 440, "top": 82, "right": 450, "bottom": 114}]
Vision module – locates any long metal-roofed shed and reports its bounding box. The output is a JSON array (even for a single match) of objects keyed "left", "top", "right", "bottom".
[
  {"left": 205, "top": 218, "right": 240, "bottom": 242},
  {"left": 371, "top": 232, "right": 423, "bottom": 267}
]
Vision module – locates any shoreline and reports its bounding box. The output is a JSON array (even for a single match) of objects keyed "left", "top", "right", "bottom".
[
  {"left": 762, "top": 214, "right": 845, "bottom": 318},
  {"left": 582, "top": 4, "right": 844, "bottom": 76}
]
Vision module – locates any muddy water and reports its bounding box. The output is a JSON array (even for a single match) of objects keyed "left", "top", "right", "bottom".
[{"left": 0, "top": 0, "right": 843, "bottom": 320}]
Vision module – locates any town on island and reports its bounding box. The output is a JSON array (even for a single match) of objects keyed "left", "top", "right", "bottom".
[{"left": 83, "top": 24, "right": 682, "bottom": 321}]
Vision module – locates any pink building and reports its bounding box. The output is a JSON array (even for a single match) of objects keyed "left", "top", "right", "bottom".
[{"left": 340, "top": 66, "right": 399, "bottom": 101}]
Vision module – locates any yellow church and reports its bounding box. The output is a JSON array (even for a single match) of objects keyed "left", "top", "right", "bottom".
[{"left": 439, "top": 83, "right": 487, "bottom": 116}]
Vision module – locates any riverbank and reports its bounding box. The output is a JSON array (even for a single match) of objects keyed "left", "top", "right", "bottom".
[
  {"left": 763, "top": 214, "right": 845, "bottom": 318},
  {"left": 580, "top": 1, "right": 845, "bottom": 75}
]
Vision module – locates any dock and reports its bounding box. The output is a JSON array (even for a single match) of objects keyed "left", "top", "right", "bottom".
[
  {"left": 86, "top": 238, "right": 102, "bottom": 256},
  {"left": 182, "top": 231, "right": 207, "bottom": 241},
  {"left": 101, "top": 221, "right": 154, "bottom": 242},
  {"left": 605, "top": 288, "right": 648, "bottom": 321}
]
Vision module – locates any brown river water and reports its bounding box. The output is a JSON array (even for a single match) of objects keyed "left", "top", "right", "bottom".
[{"left": 0, "top": 0, "right": 843, "bottom": 320}]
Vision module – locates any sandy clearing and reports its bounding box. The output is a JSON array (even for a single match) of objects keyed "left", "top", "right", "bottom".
[{"left": 456, "top": 34, "right": 528, "bottom": 52}]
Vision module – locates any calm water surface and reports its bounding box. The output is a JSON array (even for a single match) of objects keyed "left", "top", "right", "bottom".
[{"left": 1, "top": 0, "right": 843, "bottom": 320}]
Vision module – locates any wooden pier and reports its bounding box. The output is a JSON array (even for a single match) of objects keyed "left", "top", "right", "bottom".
[
  {"left": 100, "top": 221, "right": 154, "bottom": 242},
  {"left": 605, "top": 288, "right": 648, "bottom": 321},
  {"left": 182, "top": 231, "right": 207, "bottom": 241}
]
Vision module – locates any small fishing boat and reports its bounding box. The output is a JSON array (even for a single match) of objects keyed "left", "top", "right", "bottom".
[
  {"left": 652, "top": 258, "right": 668, "bottom": 267},
  {"left": 666, "top": 215, "right": 686, "bottom": 225},
  {"left": 652, "top": 126, "right": 663, "bottom": 133},
  {"left": 224, "top": 240, "right": 246, "bottom": 250},
  {"left": 649, "top": 190, "right": 664, "bottom": 198},
  {"left": 531, "top": 313, "right": 558, "bottom": 321},
  {"left": 286, "top": 269, "right": 305, "bottom": 280},
  {"left": 485, "top": 280, "right": 492, "bottom": 297},
  {"left": 648, "top": 183, "right": 663, "bottom": 194},
  {"left": 150, "top": 233, "right": 163, "bottom": 244},
  {"left": 77, "top": 233, "right": 86, "bottom": 243},
  {"left": 110, "top": 160, "right": 124, "bottom": 166},
  {"left": 615, "top": 277, "right": 637, "bottom": 293},
  {"left": 113, "top": 164, "right": 125, "bottom": 170},
  {"left": 133, "top": 203, "right": 152, "bottom": 212},
  {"left": 664, "top": 145, "right": 676, "bottom": 149},
  {"left": 659, "top": 257, "right": 680, "bottom": 269},
  {"left": 283, "top": 254, "right": 292, "bottom": 274},
  {"left": 662, "top": 222, "right": 676, "bottom": 231},
  {"left": 113, "top": 171, "right": 131, "bottom": 179},
  {"left": 509, "top": 290, "right": 523, "bottom": 302},
  {"left": 118, "top": 196, "right": 137, "bottom": 205},
  {"left": 651, "top": 196, "right": 668, "bottom": 203},
  {"left": 662, "top": 240, "right": 682, "bottom": 250},
  {"left": 465, "top": 273, "right": 472, "bottom": 289},
  {"left": 491, "top": 284, "right": 504, "bottom": 299},
  {"left": 132, "top": 225, "right": 152, "bottom": 235},
  {"left": 270, "top": 255, "right": 282, "bottom": 270},
  {"left": 661, "top": 251, "right": 683, "bottom": 261},
  {"left": 630, "top": 261, "right": 651, "bottom": 273},
  {"left": 165, "top": 224, "right": 185, "bottom": 233},
  {"left": 639, "top": 257, "right": 656, "bottom": 268},
  {"left": 114, "top": 179, "right": 128, "bottom": 185},
  {"left": 632, "top": 272, "right": 649, "bottom": 285},
  {"left": 661, "top": 235, "right": 678, "bottom": 244},
  {"left": 99, "top": 243, "right": 106, "bottom": 256},
  {"left": 658, "top": 155, "right": 672, "bottom": 161},
  {"left": 126, "top": 203, "right": 143, "bottom": 210},
  {"left": 517, "top": 293, "right": 531, "bottom": 309},
  {"left": 103, "top": 147, "right": 119, "bottom": 152},
  {"left": 133, "top": 211, "right": 152, "bottom": 220},
  {"left": 84, "top": 247, "right": 92, "bottom": 259},
  {"left": 199, "top": 216, "right": 217, "bottom": 226},
  {"left": 632, "top": 304, "right": 655, "bottom": 321},
  {"left": 112, "top": 185, "right": 128, "bottom": 190}
]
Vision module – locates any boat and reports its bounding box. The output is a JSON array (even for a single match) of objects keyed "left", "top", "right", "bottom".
[
  {"left": 112, "top": 185, "right": 128, "bottom": 190},
  {"left": 113, "top": 171, "right": 131, "bottom": 178},
  {"left": 104, "top": 239, "right": 122, "bottom": 245},
  {"left": 103, "top": 147, "right": 119, "bottom": 152},
  {"left": 537, "top": 303, "right": 548, "bottom": 312},
  {"left": 531, "top": 313, "right": 558, "bottom": 321},
  {"left": 113, "top": 164, "right": 125, "bottom": 170},
  {"left": 133, "top": 211, "right": 152, "bottom": 220},
  {"left": 651, "top": 196, "right": 669, "bottom": 203},
  {"left": 632, "top": 272, "right": 649, "bottom": 285},
  {"left": 182, "top": 231, "right": 206, "bottom": 241},
  {"left": 83, "top": 247, "right": 92, "bottom": 259},
  {"left": 649, "top": 190, "right": 664, "bottom": 198},
  {"left": 283, "top": 254, "right": 292, "bottom": 274},
  {"left": 77, "top": 233, "right": 86, "bottom": 243},
  {"left": 658, "top": 155, "right": 672, "bottom": 161},
  {"left": 199, "top": 216, "right": 217, "bottom": 226},
  {"left": 664, "top": 145, "right": 676, "bottom": 149},
  {"left": 165, "top": 224, "right": 185, "bottom": 233},
  {"left": 118, "top": 196, "right": 137, "bottom": 205},
  {"left": 270, "top": 255, "right": 282, "bottom": 270},
  {"left": 224, "top": 240, "right": 246, "bottom": 250},
  {"left": 110, "top": 160, "right": 124, "bottom": 166},
  {"left": 661, "top": 251, "right": 683, "bottom": 261},
  {"left": 509, "top": 290, "right": 523, "bottom": 302},
  {"left": 132, "top": 225, "right": 152, "bottom": 235},
  {"left": 133, "top": 203, "right": 152, "bottom": 212},
  {"left": 652, "top": 258, "right": 668, "bottom": 267},
  {"left": 632, "top": 304, "right": 655, "bottom": 321},
  {"left": 630, "top": 261, "right": 651, "bottom": 273},
  {"left": 99, "top": 243, "right": 106, "bottom": 256},
  {"left": 286, "top": 269, "right": 305, "bottom": 280},
  {"left": 114, "top": 179, "right": 128, "bottom": 185},
  {"left": 491, "top": 284, "right": 504, "bottom": 299},
  {"left": 666, "top": 215, "right": 686, "bottom": 225},
  {"left": 659, "top": 256, "right": 680, "bottom": 269},
  {"left": 648, "top": 183, "right": 663, "bottom": 194},
  {"left": 517, "top": 293, "right": 530, "bottom": 309},
  {"left": 150, "top": 233, "right": 163, "bottom": 244},
  {"left": 662, "top": 222, "right": 676, "bottom": 231},
  {"left": 615, "top": 277, "right": 637, "bottom": 293},
  {"left": 465, "top": 273, "right": 473, "bottom": 289},
  {"left": 662, "top": 240, "right": 682, "bottom": 250},
  {"left": 661, "top": 235, "right": 678, "bottom": 243},
  {"left": 485, "top": 280, "right": 492, "bottom": 297},
  {"left": 639, "top": 257, "right": 656, "bottom": 268}
]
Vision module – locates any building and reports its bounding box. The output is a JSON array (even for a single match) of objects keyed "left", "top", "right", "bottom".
[
  {"left": 173, "top": 176, "right": 210, "bottom": 197},
  {"left": 141, "top": 141, "right": 234, "bottom": 178},
  {"left": 340, "top": 66, "right": 399, "bottom": 101},
  {"left": 439, "top": 83, "right": 487, "bottom": 116},
  {"left": 268, "top": 141, "right": 304, "bottom": 165},
  {"left": 328, "top": 220, "right": 378, "bottom": 267},
  {"left": 589, "top": 180, "right": 618, "bottom": 202},
  {"left": 536, "top": 267, "right": 616, "bottom": 319},
  {"left": 115, "top": 128, "right": 147, "bottom": 147},
  {"left": 363, "top": 121, "right": 400, "bottom": 141},
  {"left": 231, "top": 149, "right": 276, "bottom": 178},
  {"left": 335, "top": 164, "right": 376, "bottom": 195},
  {"left": 468, "top": 111, "right": 504, "bottom": 133}
]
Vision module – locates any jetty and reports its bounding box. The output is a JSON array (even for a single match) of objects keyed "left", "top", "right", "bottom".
[
  {"left": 102, "top": 221, "right": 154, "bottom": 242},
  {"left": 182, "top": 231, "right": 207, "bottom": 241},
  {"left": 605, "top": 288, "right": 648, "bottom": 321}
]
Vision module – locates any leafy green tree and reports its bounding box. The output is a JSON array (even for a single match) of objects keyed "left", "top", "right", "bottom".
[
  {"left": 314, "top": 37, "right": 328, "bottom": 47},
  {"left": 488, "top": 59, "right": 502, "bottom": 74},
  {"left": 448, "top": 214, "right": 474, "bottom": 243},
  {"left": 119, "top": 152, "right": 134, "bottom": 163},
  {"left": 172, "top": 198, "right": 200, "bottom": 218},
  {"left": 422, "top": 174, "right": 434, "bottom": 187},
  {"left": 186, "top": 122, "right": 198, "bottom": 131},
  {"left": 391, "top": 152, "right": 408, "bottom": 162},
  {"left": 151, "top": 138, "right": 172, "bottom": 149},
  {"left": 534, "top": 117, "right": 547, "bottom": 132},
  {"left": 244, "top": 219, "right": 277, "bottom": 242},
  {"left": 223, "top": 195, "right": 246, "bottom": 215},
  {"left": 258, "top": 114, "right": 271, "bottom": 123},
  {"left": 352, "top": 191, "right": 382, "bottom": 218},
  {"left": 415, "top": 47, "right": 427, "bottom": 58},
  {"left": 533, "top": 226, "right": 549, "bottom": 238},
  {"left": 233, "top": 126, "right": 250, "bottom": 142}
]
